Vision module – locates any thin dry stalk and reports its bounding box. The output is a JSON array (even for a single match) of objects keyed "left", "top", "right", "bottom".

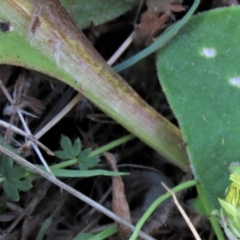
[
  {"left": 107, "top": 31, "right": 134, "bottom": 66},
  {"left": 33, "top": 93, "right": 82, "bottom": 141},
  {"left": 0, "top": 119, "right": 53, "bottom": 155},
  {"left": 161, "top": 182, "right": 202, "bottom": 240},
  {"left": 0, "top": 79, "right": 53, "bottom": 175}
]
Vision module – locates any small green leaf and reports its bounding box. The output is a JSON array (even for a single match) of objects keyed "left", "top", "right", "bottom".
[
  {"left": 60, "top": 135, "right": 72, "bottom": 152},
  {"left": 78, "top": 149, "right": 99, "bottom": 170},
  {"left": 55, "top": 136, "right": 82, "bottom": 160},
  {"left": 71, "top": 138, "right": 81, "bottom": 157},
  {"left": 54, "top": 150, "right": 73, "bottom": 160},
  {"left": 0, "top": 155, "right": 13, "bottom": 174},
  {"left": 60, "top": 0, "right": 137, "bottom": 29},
  {"left": 0, "top": 155, "right": 32, "bottom": 201},
  {"left": 3, "top": 181, "right": 19, "bottom": 201},
  {"left": 16, "top": 180, "right": 32, "bottom": 191},
  {"left": 5, "top": 166, "right": 25, "bottom": 182}
]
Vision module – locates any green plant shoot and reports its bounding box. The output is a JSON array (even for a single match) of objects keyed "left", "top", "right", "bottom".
[{"left": 213, "top": 163, "right": 240, "bottom": 240}]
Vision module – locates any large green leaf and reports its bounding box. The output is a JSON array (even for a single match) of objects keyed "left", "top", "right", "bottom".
[
  {"left": 157, "top": 6, "right": 240, "bottom": 209},
  {"left": 60, "top": 0, "right": 137, "bottom": 29}
]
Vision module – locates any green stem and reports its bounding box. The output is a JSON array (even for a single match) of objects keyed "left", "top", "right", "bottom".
[
  {"left": 0, "top": 0, "right": 189, "bottom": 170},
  {"left": 23, "top": 134, "right": 135, "bottom": 178},
  {"left": 90, "top": 134, "right": 135, "bottom": 156},
  {"left": 52, "top": 158, "right": 78, "bottom": 169},
  {"left": 196, "top": 184, "right": 224, "bottom": 240},
  {"left": 52, "top": 134, "right": 135, "bottom": 169}
]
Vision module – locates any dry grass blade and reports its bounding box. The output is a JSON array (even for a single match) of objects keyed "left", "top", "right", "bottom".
[
  {"left": 0, "top": 144, "right": 155, "bottom": 240},
  {"left": 161, "top": 182, "right": 202, "bottom": 240}
]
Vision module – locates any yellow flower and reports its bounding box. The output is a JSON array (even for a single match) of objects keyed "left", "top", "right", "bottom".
[
  {"left": 224, "top": 181, "right": 240, "bottom": 208},
  {"left": 216, "top": 163, "right": 240, "bottom": 239}
]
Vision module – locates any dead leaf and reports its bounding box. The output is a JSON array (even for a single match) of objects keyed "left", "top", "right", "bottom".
[
  {"left": 134, "top": 0, "right": 185, "bottom": 45},
  {"left": 103, "top": 152, "right": 132, "bottom": 240},
  {"left": 134, "top": 11, "right": 169, "bottom": 45},
  {"left": 146, "top": 0, "right": 184, "bottom": 14}
]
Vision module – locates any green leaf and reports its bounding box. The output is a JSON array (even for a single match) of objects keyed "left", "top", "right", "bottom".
[
  {"left": 74, "top": 233, "right": 94, "bottom": 240},
  {"left": 16, "top": 180, "right": 32, "bottom": 191},
  {"left": 71, "top": 138, "right": 81, "bottom": 157},
  {"left": 5, "top": 166, "right": 25, "bottom": 183},
  {"left": 60, "top": 0, "right": 137, "bottom": 29},
  {"left": 193, "top": 197, "right": 207, "bottom": 215},
  {"left": 0, "top": 155, "right": 13, "bottom": 174},
  {"left": 37, "top": 166, "right": 128, "bottom": 177},
  {"left": 156, "top": 6, "right": 240, "bottom": 210},
  {"left": 78, "top": 149, "right": 99, "bottom": 170},
  {"left": 54, "top": 150, "right": 73, "bottom": 160},
  {"left": 60, "top": 135, "right": 73, "bottom": 153},
  {"left": 3, "top": 181, "right": 19, "bottom": 202},
  {"left": 89, "top": 225, "right": 117, "bottom": 240},
  {"left": 0, "top": 154, "right": 32, "bottom": 201},
  {"left": 55, "top": 136, "right": 81, "bottom": 160}
]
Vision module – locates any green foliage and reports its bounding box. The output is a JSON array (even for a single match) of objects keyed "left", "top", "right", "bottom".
[
  {"left": 74, "top": 225, "right": 117, "bottom": 240},
  {"left": 45, "top": 168, "right": 128, "bottom": 177},
  {"left": 0, "top": 155, "right": 32, "bottom": 201},
  {"left": 55, "top": 136, "right": 81, "bottom": 160},
  {"left": 74, "top": 233, "right": 94, "bottom": 240},
  {"left": 156, "top": 6, "right": 240, "bottom": 210},
  {"left": 78, "top": 149, "right": 99, "bottom": 170},
  {"left": 36, "top": 201, "right": 64, "bottom": 240},
  {"left": 193, "top": 197, "right": 207, "bottom": 216},
  {"left": 60, "top": 0, "right": 137, "bottom": 29},
  {"left": 88, "top": 225, "right": 117, "bottom": 240},
  {"left": 216, "top": 163, "right": 240, "bottom": 240},
  {"left": 55, "top": 135, "right": 99, "bottom": 170}
]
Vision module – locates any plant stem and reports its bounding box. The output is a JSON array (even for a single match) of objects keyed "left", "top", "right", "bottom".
[
  {"left": 23, "top": 134, "right": 136, "bottom": 177},
  {"left": 0, "top": 0, "right": 191, "bottom": 170},
  {"left": 51, "top": 134, "right": 135, "bottom": 169}
]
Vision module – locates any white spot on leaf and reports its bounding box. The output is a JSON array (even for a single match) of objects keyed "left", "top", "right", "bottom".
[
  {"left": 200, "top": 47, "right": 216, "bottom": 58},
  {"left": 229, "top": 77, "right": 240, "bottom": 88}
]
